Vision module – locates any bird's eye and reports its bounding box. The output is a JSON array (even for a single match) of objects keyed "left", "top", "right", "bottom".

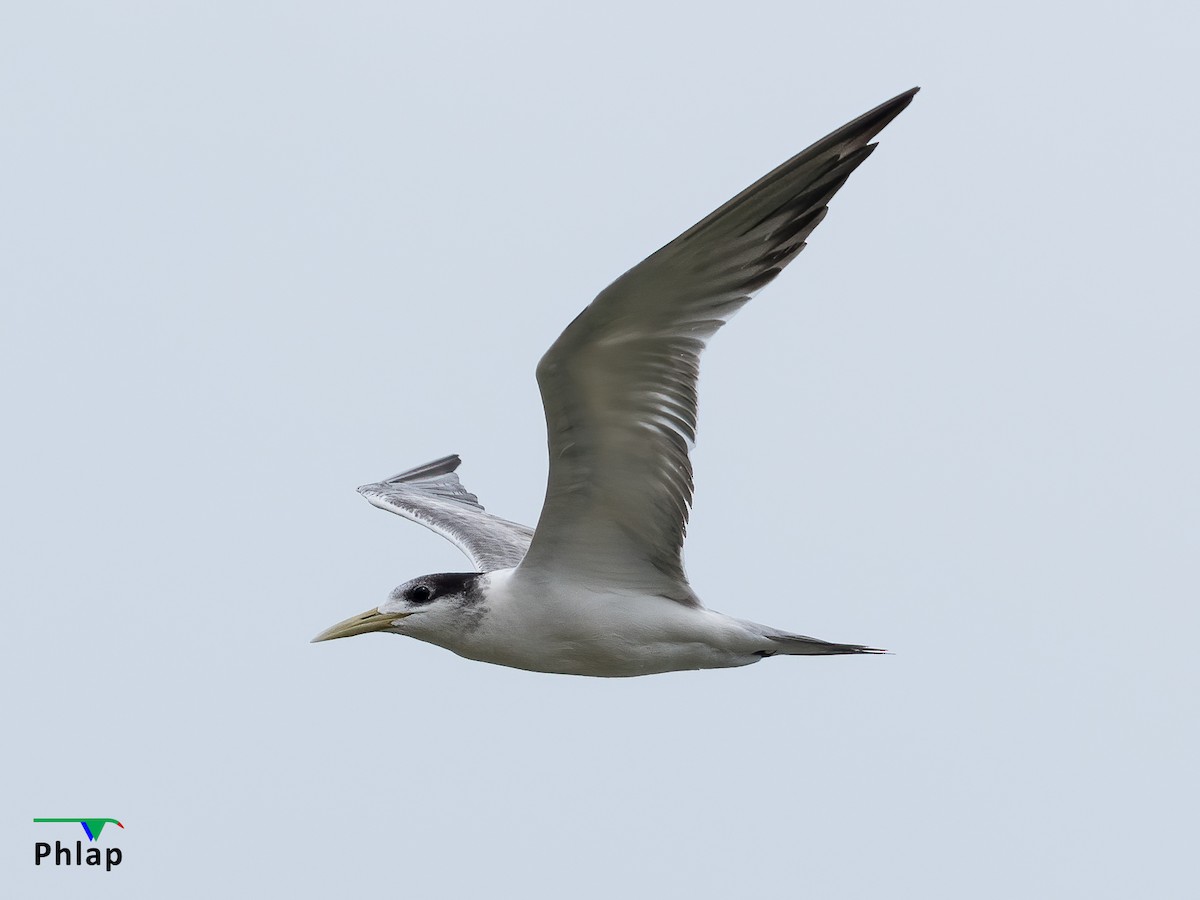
[{"left": 407, "top": 585, "right": 432, "bottom": 603}]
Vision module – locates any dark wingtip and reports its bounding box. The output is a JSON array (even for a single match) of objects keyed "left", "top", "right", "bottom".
[
  {"left": 846, "top": 86, "right": 920, "bottom": 140},
  {"left": 792, "top": 86, "right": 920, "bottom": 172},
  {"left": 381, "top": 454, "right": 463, "bottom": 485}
]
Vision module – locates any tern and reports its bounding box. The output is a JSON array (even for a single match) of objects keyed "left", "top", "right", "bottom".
[{"left": 314, "top": 87, "right": 918, "bottom": 676}]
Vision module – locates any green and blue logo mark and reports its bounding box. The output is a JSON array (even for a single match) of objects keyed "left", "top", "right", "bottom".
[
  {"left": 34, "top": 818, "right": 124, "bottom": 841},
  {"left": 34, "top": 818, "right": 125, "bottom": 871}
]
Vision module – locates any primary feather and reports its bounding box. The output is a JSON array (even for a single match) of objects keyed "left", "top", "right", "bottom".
[{"left": 357, "top": 455, "right": 533, "bottom": 572}]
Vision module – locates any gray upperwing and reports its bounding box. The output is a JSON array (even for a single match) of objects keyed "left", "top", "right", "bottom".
[
  {"left": 357, "top": 455, "right": 534, "bottom": 572},
  {"left": 518, "top": 89, "right": 919, "bottom": 590}
]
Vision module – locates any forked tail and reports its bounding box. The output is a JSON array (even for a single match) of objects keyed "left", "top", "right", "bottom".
[{"left": 757, "top": 626, "right": 886, "bottom": 657}]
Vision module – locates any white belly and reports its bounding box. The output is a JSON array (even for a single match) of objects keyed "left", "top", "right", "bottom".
[{"left": 443, "top": 569, "right": 768, "bottom": 677}]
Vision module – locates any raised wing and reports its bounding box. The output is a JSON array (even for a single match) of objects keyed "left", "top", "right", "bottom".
[
  {"left": 358, "top": 455, "right": 534, "bottom": 572},
  {"left": 518, "top": 88, "right": 918, "bottom": 594}
]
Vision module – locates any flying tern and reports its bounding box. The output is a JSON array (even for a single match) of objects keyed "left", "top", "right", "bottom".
[{"left": 314, "top": 88, "right": 918, "bottom": 676}]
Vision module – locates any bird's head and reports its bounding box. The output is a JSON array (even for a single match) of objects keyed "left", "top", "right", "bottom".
[{"left": 311, "top": 572, "right": 484, "bottom": 644}]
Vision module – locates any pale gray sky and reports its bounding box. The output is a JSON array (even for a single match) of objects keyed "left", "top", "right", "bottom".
[{"left": 3, "top": 2, "right": 1197, "bottom": 897}]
